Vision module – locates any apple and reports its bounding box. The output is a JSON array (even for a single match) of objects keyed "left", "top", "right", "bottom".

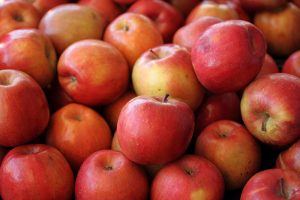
[
  {"left": 128, "top": 0, "right": 184, "bottom": 42},
  {"left": 276, "top": 140, "right": 300, "bottom": 174},
  {"left": 75, "top": 150, "right": 149, "bottom": 200},
  {"left": 293, "top": 0, "right": 300, "bottom": 7},
  {"left": 111, "top": 133, "right": 121, "bottom": 152},
  {"left": 117, "top": 95, "right": 194, "bottom": 165},
  {"left": 241, "top": 73, "right": 300, "bottom": 146},
  {"left": 79, "top": 0, "right": 121, "bottom": 23},
  {"left": 132, "top": 44, "right": 205, "bottom": 110},
  {"left": 195, "top": 92, "right": 241, "bottom": 136},
  {"left": 46, "top": 103, "right": 112, "bottom": 170},
  {"left": 39, "top": 4, "right": 105, "bottom": 54},
  {"left": 0, "top": 70, "right": 49, "bottom": 147},
  {"left": 173, "top": 16, "right": 222, "bottom": 51},
  {"left": 0, "top": 146, "right": 7, "bottom": 165},
  {"left": 186, "top": 1, "right": 239, "bottom": 24},
  {"left": 151, "top": 155, "right": 224, "bottom": 200},
  {"left": 240, "top": 0, "right": 287, "bottom": 12},
  {"left": 103, "top": 91, "right": 136, "bottom": 130},
  {"left": 0, "top": 1, "right": 40, "bottom": 38},
  {"left": 58, "top": 39, "right": 129, "bottom": 106},
  {"left": 104, "top": 13, "right": 163, "bottom": 68},
  {"left": 241, "top": 169, "right": 300, "bottom": 200},
  {"left": 256, "top": 54, "right": 279, "bottom": 79},
  {"left": 113, "top": 0, "right": 137, "bottom": 4},
  {"left": 17, "top": 0, "right": 69, "bottom": 15},
  {"left": 254, "top": 3, "right": 300, "bottom": 57},
  {"left": 166, "top": 0, "right": 200, "bottom": 16},
  {"left": 282, "top": 50, "right": 300, "bottom": 78},
  {"left": 191, "top": 20, "right": 266, "bottom": 93},
  {"left": 195, "top": 120, "right": 261, "bottom": 190},
  {"left": 0, "top": 29, "right": 57, "bottom": 87},
  {"left": 0, "top": 144, "right": 74, "bottom": 200}
]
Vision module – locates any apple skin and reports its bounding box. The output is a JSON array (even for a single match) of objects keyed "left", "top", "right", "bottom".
[
  {"left": 79, "top": 0, "right": 121, "bottom": 23},
  {"left": 256, "top": 54, "right": 279, "bottom": 79},
  {"left": 254, "top": 3, "right": 300, "bottom": 57},
  {"left": 46, "top": 103, "right": 112, "bottom": 171},
  {"left": 0, "top": 70, "right": 49, "bottom": 147},
  {"left": 241, "top": 73, "right": 300, "bottom": 147},
  {"left": 0, "top": 29, "right": 57, "bottom": 87},
  {"left": 128, "top": 0, "right": 184, "bottom": 42},
  {"left": 173, "top": 16, "right": 222, "bottom": 51},
  {"left": 132, "top": 44, "right": 205, "bottom": 110},
  {"left": 113, "top": 0, "right": 137, "bottom": 4},
  {"left": 117, "top": 96, "right": 194, "bottom": 165},
  {"left": 293, "top": 0, "right": 300, "bottom": 7},
  {"left": 240, "top": 0, "right": 287, "bottom": 12},
  {"left": 186, "top": 1, "right": 239, "bottom": 24},
  {"left": 195, "top": 120, "right": 261, "bottom": 190},
  {"left": 0, "top": 1, "right": 40, "bottom": 38},
  {"left": 104, "top": 13, "right": 163, "bottom": 68},
  {"left": 75, "top": 150, "right": 149, "bottom": 200},
  {"left": 165, "top": 0, "right": 200, "bottom": 16},
  {"left": 58, "top": 39, "right": 129, "bottom": 106},
  {"left": 103, "top": 91, "right": 136, "bottom": 130},
  {"left": 276, "top": 140, "right": 300, "bottom": 174},
  {"left": 39, "top": 4, "right": 105, "bottom": 54},
  {"left": 282, "top": 50, "right": 300, "bottom": 78},
  {"left": 151, "top": 155, "right": 224, "bottom": 200},
  {"left": 20, "top": 0, "right": 69, "bottom": 15},
  {"left": 0, "top": 144, "right": 74, "bottom": 200},
  {"left": 191, "top": 20, "right": 266, "bottom": 93},
  {"left": 195, "top": 92, "right": 241, "bottom": 136},
  {"left": 241, "top": 169, "right": 300, "bottom": 200}
]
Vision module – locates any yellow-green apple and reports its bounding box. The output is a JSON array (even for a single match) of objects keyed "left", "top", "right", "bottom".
[
  {"left": 254, "top": 3, "right": 300, "bottom": 57},
  {"left": 46, "top": 103, "right": 112, "bottom": 171},
  {"left": 117, "top": 95, "right": 194, "bottom": 165},
  {"left": 0, "top": 29, "right": 57, "bottom": 87},
  {"left": 173, "top": 16, "right": 222, "bottom": 51},
  {"left": 256, "top": 54, "right": 279, "bottom": 79},
  {"left": 128, "top": 0, "right": 184, "bottom": 42},
  {"left": 240, "top": 0, "right": 287, "bottom": 12},
  {"left": 186, "top": 1, "right": 239, "bottom": 24},
  {"left": 191, "top": 20, "right": 266, "bottom": 93},
  {"left": 132, "top": 44, "right": 205, "bottom": 110},
  {"left": 0, "top": 144, "right": 74, "bottom": 200},
  {"left": 276, "top": 140, "right": 300, "bottom": 174},
  {"left": 0, "top": 1, "right": 40, "bottom": 38},
  {"left": 0, "top": 70, "right": 49, "bottom": 147},
  {"left": 58, "top": 39, "right": 129, "bottom": 106},
  {"left": 282, "top": 50, "right": 300, "bottom": 78},
  {"left": 75, "top": 150, "right": 149, "bottom": 200},
  {"left": 104, "top": 13, "right": 163, "bottom": 68},
  {"left": 241, "top": 169, "right": 300, "bottom": 200},
  {"left": 165, "top": 0, "right": 200, "bottom": 16},
  {"left": 241, "top": 73, "right": 300, "bottom": 146},
  {"left": 195, "top": 92, "right": 241, "bottom": 136},
  {"left": 79, "top": 0, "right": 121, "bottom": 23},
  {"left": 195, "top": 120, "right": 261, "bottom": 190},
  {"left": 103, "top": 91, "right": 136, "bottom": 130},
  {"left": 14, "top": 0, "right": 69, "bottom": 15},
  {"left": 39, "top": 4, "right": 105, "bottom": 54},
  {"left": 151, "top": 155, "right": 224, "bottom": 200}
]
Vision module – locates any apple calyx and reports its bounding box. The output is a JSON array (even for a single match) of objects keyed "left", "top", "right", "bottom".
[
  {"left": 13, "top": 13, "right": 24, "bottom": 22},
  {"left": 184, "top": 168, "right": 194, "bottom": 176},
  {"left": 163, "top": 94, "right": 170, "bottom": 103},
  {"left": 261, "top": 113, "right": 270, "bottom": 132},
  {"left": 278, "top": 178, "right": 288, "bottom": 199},
  {"left": 104, "top": 165, "right": 113, "bottom": 171}
]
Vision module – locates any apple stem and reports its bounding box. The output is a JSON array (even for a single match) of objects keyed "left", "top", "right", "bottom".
[
  {"left": 261, "top": 113, "right": 270, "bottom": 132},
  {"left": 279, "top": 178, "right": 287, "bottom": 199},
  {"left": 163, "top": 94, "right": 170, "bottom": 103},
  {"left": 150, "top": 49, "right": 159, "bottom": 59}
]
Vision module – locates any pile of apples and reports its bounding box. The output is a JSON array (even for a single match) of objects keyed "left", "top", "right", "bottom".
[{"left": 0, "top": 0, "right": 300, "bottom": 199}]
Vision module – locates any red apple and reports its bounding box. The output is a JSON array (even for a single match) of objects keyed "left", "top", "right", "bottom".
[
  {"left": 241, "top": 73, "right": 300, "bottom": 146},
  {"left": 293, "top": 0, "right": 300, "bottom": 7},
  {"left": 240, "top": 0, "right": 287, "bottom": 12},
  {"left": 282, "top": 50, "right": 300, "bottom": 78},
  {"left": 241, "top": 169, "right": 300, "bottom": 200},
  {"left": 195, "top": 120, "right": 261, "bottom": 190},
  {"left": 166, "top": 0, "right": 200, "bottom": 16},
  {"left": 151, "top": 155, "right": 224, "bottom": 200},
  {"left": 191, "top": 20, "right": 266, "bottom": 93},
  {"left": 0, "top": 29, "right": 57, "bottom": 87},
  {"left": 117, "top": 95, "right": 194, "bottom": 165},
  {"left": 75, "top": 150, "right": 149, "bottom": 200},
  {"left": 46, "top": 103, "right": 112, "bottom": 170},
  {"left": 173, "top": 16, "right": 222, "bottom": 51},
  {"left": 114, "top": 0, "right": 137, "bottom": 4},
  {"left": 0, "top": 70, "right": 49, "bottom": 147},
  {"left": 128, "top": 0, "right": 184, "bottom": 42},
  {"left": 256, "top": 54, "right": 279, "bottom": 79},
  {"left": 132, "top": 44, "right": 205, "bottom": 110},
  {"left": 276, "top": 140, "right": 300, "bottom": 174},
  {"left": 104, "top": 13, "right": 163, "bottom": 68},
  {"left": 0, "top": 1, "right": 40, "bottom": 38},
  {"left": 103, "top": 91, "right": 136, "bottom": 130},
  {"left": 20, "top": 0, "right": 69, "bottom": 15},
  {"left": 39, "top": 4, "right": 105, "bottom": 54},
  {"left": 254, "top": 3, "right": 300, "bottom": 57},
  {"left": 0, "top": 144, "right": 74, "bottom": 199},
  {"left": 58, "top": 39, "right": 129, "bottom": 106},
  {"left": 79, "top": 0, "right": 122, "bottom": 23},
  {"left": 195, "top": 92, "right": 241, "bottom": 136}
]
